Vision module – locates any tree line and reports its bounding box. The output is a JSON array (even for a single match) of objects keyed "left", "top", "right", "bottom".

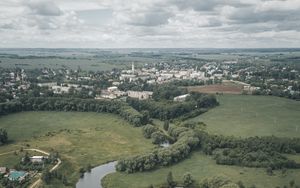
[
  {"left": 126, "top": 93, "right": 218, "bottom": 121},
  {"left": 116, "top": 125, "right": 200, "bottom": 173},
  {"left": 198, "top": 132, "right": 300, "bottom": 169},
  {"left": 0, "top": 97, "right": 149, "bottom": 127},
  {"left": 116, "top": 123, "right": 300, "bottom": 173}
]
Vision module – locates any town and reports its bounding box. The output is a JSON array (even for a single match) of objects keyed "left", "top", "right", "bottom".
[{"left": 1, "top": 59, "right": 299, "bottom": 103}]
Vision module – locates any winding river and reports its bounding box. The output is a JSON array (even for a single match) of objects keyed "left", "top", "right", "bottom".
[
  {"left": 76, "top": 161, "right": 117, "bottom": 188},
  {"left": 76, "top": 142, "right": 169, "bottom": 188}
]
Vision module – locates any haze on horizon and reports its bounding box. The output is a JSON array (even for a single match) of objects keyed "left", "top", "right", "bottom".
[{"left": 0, "top": 0, "right": 300, "bottom": 49}]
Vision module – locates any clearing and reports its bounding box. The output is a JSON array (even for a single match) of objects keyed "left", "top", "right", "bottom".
[
  {"left": 189, "top": 95, "right": 300, "bottom": 138},
  {"left": 0, "top": 111, "right": 154, "bottom": 187}
]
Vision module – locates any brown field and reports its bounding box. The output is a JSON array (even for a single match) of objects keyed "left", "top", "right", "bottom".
[{"left": 186, "top": 82, "right": 243, "bottom": 94}]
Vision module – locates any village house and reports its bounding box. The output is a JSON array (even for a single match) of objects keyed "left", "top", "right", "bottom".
[{"left": 0, "top": 167, "right": 7, "bottom": 174}]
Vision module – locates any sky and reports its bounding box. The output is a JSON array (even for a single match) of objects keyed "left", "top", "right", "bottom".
[{"left": 0, "top": 0, "right": 300, "bottom": 48}]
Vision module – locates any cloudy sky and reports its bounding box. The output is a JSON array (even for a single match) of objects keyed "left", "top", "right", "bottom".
[{"left": 0, "top": 0, "right": 300, "bottom": 48}]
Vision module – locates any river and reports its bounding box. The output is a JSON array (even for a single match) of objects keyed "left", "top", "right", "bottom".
[
  {"left": 76, "top": 142, "right": 169, "bottom": 188},
  {"left": 76, "top": 161, "right": 117, "bottom": 188}
]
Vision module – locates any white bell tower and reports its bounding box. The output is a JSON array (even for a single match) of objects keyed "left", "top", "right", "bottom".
[{"left": 132, "top": 62, "right": 135, "bottom": 73}]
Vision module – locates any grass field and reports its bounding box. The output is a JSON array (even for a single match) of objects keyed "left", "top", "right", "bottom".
[
  {"left": 0, "top": 111, "right": 154, "bottom": 187},
  {"left": 0, "top": 57, "right": 128, "bottom": 71},
  {"left": 102, "top": 95, "right": 300, "bottom": 188},
  {"left": 103, "top": 151, "right": 300, "bottom": 188},
  {"left": 189, "top": 95, "right": 300, "bottom": 138}
]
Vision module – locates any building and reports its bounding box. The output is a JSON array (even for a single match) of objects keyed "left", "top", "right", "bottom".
[
  {"left": 132, "top": 62, "right": 135, "bottom": 73},
  {"left": 107, "top": 86, "right": 118, "bottom": 92},
  {"left": 119, "top": 74, "right": 136, "bottom": 81},
  {"left": 37, "top": 82, "right": 57, "bottom": 87},
  {"left": 174, "top": 94, "right": 190, "bottom": 102},
  {"left": 0, "top": 167, "right": 7, "bottom": 174},
  {"left": 30, "top": 156, "right": 48, "bottom": 163},
  {"left": 127, "top": 91, "right": 153, "bottom": 100},
  {"left": 52, "top": 85, "right": 70, "bottom": 94},
  {"left": 243, "top": 85, "right": 260, "bottom": 93}
]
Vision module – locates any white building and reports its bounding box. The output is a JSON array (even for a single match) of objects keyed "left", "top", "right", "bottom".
[
  {"left": 52, "top": 86, "right": 70, "bottom": 94},
  {"left": 127, "top": 91, "right": 153, "bottom": 100},
  {"left": 107, "top": 86, "right": 118, "bottom": 92},
  {"left": 37, "top": 82, "right": 57, "bottom": 87},
  {"left": 119, "top": 74, "right": 136, "bottom": 81},
  {"left": 174, "top": 94, "right": 190, "bottom": 102},
  {"left": 30, "top": 156, "right": 48, "bottom": 163}
]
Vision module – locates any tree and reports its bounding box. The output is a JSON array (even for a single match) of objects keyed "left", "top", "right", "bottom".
[
  {"left": 266, "top": 167, "right": 273, "bottom": 176},
  {"left": 167, "top": 171, "right": 176, "bottom": 188},
  {"left": 62, "top": 175, "right": 68, "bottom": 185},
  {"left": 290, "top": 180, "right": 295, "bottom": 187},
  {"left": 237, "top": 181, "right": 245, "bottom": 188},
  {"left": 42, "top": 170, "right": 52, "bottom": 184},
  {"left": 164, "top": 120, "right": 169, "bottom": 131},
  {"left": 22, "top": 152, "right": 31, "bottom": 164},
  {"left": 86, "top": 164, "right": 92, "bottom": 172},
  {"left": 0, "top": 129, "right": 8, "bottom": 144},
  {"left": 142, "top": 125, "right": 158, "bottom": 139},
  {"left": 183, "top": 172, "right": 194, "bottom": 187},
  {"left": 151, "top": 131, "right": 167, "bottom": 144}
]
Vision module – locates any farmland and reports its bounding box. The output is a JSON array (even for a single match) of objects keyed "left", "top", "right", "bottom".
[
  {"left": 0, "top": 111, "right": 154, "bottom": 187},
  {"left": 186, "top": 81, "right": 244, "bottom": 94}
]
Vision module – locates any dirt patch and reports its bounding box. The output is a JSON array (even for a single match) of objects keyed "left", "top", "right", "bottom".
[{"left": 186, "top": 84, "right": 243, "bottom": 94}]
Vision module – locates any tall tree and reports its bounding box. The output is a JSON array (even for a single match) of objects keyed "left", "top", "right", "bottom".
[
  {"left": 183, "top": 172, "right": 194, "bottom": 187},
  {"left": 0, "top": 128, "right": 8, "bottom": 144},
  {"left": 164, "top": 120, "right": 169, "bottom": 131},
  {"left": 167, "top": 171, "right": 176, "bottom": 188}
]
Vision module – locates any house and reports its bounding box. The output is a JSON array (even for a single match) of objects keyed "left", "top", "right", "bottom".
[
  {"left": 30, "top": 156, "right": 48, "bottom": 163},
  {"left": 107, "top": 86, "right": 118, "bottom": 92},
  {"left": 37, "top": 82, "right": 57, "bottom": 87},
  {"left": 174, "top": 94, "right": 190, "bottom": 102},
  {"left": 127, "top": 91, "right": 153, "bottom": 100},
  {"left": 243, "top": 85, "right": 260, "bottom": 93},
  {"left": 0, "top": 167, "right": 7, "bottom": 174},
  {"left": 112, "top": 81, "right": 120, "bottom": 86}
]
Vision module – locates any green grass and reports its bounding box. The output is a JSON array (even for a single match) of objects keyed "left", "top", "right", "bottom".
[
  {"left": 103, "top": 95, "right": 300, "bottom": 188},
  {"left": 189, "top": 95, "right": 300, "bottom": 138},
  {"left": 103, "top": 151, "right": 300, "bottom": 188},
  {"left": 0, "top": 111, "right": 154, "bottom": 187}
]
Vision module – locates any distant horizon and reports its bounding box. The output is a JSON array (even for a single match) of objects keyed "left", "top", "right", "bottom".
[
  {"left": 1, "top": 47, "right": 300, "bottom": 50},
  {"left": 1, "top": 0, "right": 300, "bottom": 48}
]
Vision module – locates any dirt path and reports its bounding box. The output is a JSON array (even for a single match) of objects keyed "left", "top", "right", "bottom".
[
  {"left": 0, "top": 148, "right": 62, "bottom": 188},
  {"left": 0, "top": 151, "right": 15, "bottom": 156}
]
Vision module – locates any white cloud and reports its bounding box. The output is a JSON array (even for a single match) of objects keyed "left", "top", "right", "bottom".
[
  {"left": 25, "top": 0, "right": 62, "bottom": 16},
  {"left": 0, "top": 0, "right": 299, "bottom": 48}
]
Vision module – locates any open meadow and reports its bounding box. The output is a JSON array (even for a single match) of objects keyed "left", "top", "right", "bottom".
[
  {"left": 103, "top": 94, "right": 300, "bottom": 188},
  {"left": 189, "top": 95, "right": 300, "bottom": 138},
  {"left": 103, "top": 151, "right": 300, "bottom": 188},
  {"left": 0, "top": 111, "right": 154, "bottom": 187}
]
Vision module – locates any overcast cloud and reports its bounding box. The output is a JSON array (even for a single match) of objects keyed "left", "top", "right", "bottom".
[{"left": 0, "top": 0, "right": 300, "bottom": 48}]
